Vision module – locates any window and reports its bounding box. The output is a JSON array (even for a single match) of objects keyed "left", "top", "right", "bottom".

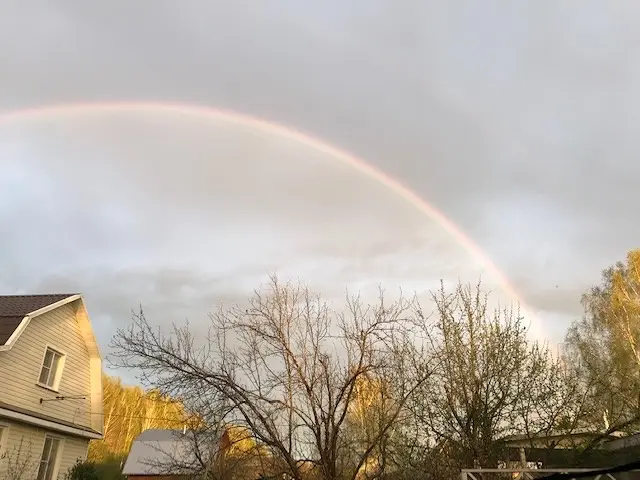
[
  {"left": 38, "top": 347, "right": 65, "bottom": 389},
  {"left": 0, "top": 425, "right": 6, "bottom": 452},
  {"left": 37, "top": 435, "right": 62, "bottom": 480},
  {"left": 0, "top": 425, "right": 7, "bottom": 468}
]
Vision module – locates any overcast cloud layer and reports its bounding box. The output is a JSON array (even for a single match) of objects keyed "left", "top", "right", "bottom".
[{"left": 2, "top": 1, "right": 640, "bottom": 364}]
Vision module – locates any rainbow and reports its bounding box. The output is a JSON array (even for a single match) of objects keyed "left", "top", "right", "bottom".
[{"left": 0, "top": 101, "right": 542, "bottom": 339}]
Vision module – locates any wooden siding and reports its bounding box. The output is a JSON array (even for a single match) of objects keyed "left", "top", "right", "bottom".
[
  {"left": 0, "top": 419, "right": 89, "bottom": 479},
  {"left": 0, "top": 303, "right": 93, "bottom": 429}
]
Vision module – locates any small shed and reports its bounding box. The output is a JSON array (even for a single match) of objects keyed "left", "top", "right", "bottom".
[
  {"left": 500, "top": 430, "right": 639, "bottom": 469},
  {"left": 122, "top": 429, "right": 223, "bottom": 479}
]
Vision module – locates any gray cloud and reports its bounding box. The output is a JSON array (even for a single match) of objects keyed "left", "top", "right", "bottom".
[
  {"left": 2, "top": 1, "right": 640, "bottom": 349},
  {"left": 0, "top": 116, "right": 499, "bottom": 354}
]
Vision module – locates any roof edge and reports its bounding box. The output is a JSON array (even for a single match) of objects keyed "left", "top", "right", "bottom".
[
  {"left": 28, "top": 294, "right": 82, "bottom": 318},
  {"left": 0, "top": 405, "right": 103, "bottom": 439},
  {"left": 0, "top": 294, "right": 82, "bottom": 351}
]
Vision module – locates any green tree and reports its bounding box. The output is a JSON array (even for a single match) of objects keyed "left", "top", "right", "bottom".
[
  {"left": 566, "top": 249, "right": 640, "bottom": 441},
  {"left": 88, "top": 374, "right": 189, "bottom": 461},
  {"left": 401, "top": 281, "right": 584, "bottom": 477}
]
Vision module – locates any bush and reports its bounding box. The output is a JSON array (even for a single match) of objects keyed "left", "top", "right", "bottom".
[
  {"left": 65, "top": 460, "right": 99, "bottom": 480},
  {"left": 93, "top": 456, "right": 127, "bottom": 480}
]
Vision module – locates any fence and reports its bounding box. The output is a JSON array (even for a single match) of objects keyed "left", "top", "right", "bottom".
[{"left": 460, "top": 468, "right": 640, "bottom": 480}]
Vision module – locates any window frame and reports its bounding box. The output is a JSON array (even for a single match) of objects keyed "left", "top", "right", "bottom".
[
  {"left": 36, "top": 345, "right": 67, "bottom": 392},
  {"left": 36, "top": 434, "right": 64, "bottom": 480},
  {"left": 0, "top": 423, "right": 9, "bottom": 459}
]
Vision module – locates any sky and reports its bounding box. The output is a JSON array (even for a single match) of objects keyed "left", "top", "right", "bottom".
[{"left": 1, "top": 1, "right": 640, "bottom": 371}]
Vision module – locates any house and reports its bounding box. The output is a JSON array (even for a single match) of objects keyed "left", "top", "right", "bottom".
[
  {"left": 0, "top": 294, "right": 103, "bottom": 479},
  {"left": 122, "top": 429, "right": 232, "bottom": 479},
  {"left": 500, "top": 429, "right": 640, "bottom": 470},
  {"left": 603, "top": 431, "right": 640, "bottom": 452}
]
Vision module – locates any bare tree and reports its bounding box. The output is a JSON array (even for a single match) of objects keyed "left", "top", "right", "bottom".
[
  {"left": 1, "top": 438, "right": 38, "bottom": 480},
  {"left": 400, "top": 281, "right": 585, "bottom": 476},
  {"left": 110, "top": 276, "right": 433, "bottom": 480}
]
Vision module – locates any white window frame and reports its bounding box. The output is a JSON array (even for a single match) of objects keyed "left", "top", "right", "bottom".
[
  {"left": 36, "top": 434, "right": 64, "bottom": 480},
  {"left": 36, "top": 345, "right": 67, "bottom": 392},
  {"left": 0, "top": 423, "right": 9, "bottom": 460}
]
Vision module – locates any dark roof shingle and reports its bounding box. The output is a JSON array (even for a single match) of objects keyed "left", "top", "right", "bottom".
[{"left": 0, "top": 294, "right": 77, "bottom": 345}]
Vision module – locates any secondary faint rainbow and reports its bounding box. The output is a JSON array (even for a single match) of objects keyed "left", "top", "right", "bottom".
[{"left": 0, "top": 100, "right": 542, "bottom": 339}]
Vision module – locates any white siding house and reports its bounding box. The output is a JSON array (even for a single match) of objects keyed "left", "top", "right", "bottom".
[{"left": 0, "top": 294, "right": 103, "bottom": 479}]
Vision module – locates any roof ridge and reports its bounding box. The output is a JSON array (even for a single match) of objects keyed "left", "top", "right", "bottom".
[
  {"left": 0, "top": 294, "right": 81, "bottom": 345},
  {"left": 0, "top": 293, "right": 78, "bottom": 297}
]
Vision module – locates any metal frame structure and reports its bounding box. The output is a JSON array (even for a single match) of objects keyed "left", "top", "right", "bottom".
[{"left": 460, "top": 469, "right": 630, "bottom": 480}]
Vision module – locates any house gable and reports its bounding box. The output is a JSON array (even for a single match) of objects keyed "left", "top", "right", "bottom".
[
  {"left": 0, "top": 294, "right": 76, "bottom": 348},
  {"left": 0, "top": 295, "right": 103, "bottom": 437}
]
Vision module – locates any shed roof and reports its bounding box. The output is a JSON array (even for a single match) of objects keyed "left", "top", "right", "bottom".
[{"left": 122, "top": 429, "right": 219, "bottom": 476}]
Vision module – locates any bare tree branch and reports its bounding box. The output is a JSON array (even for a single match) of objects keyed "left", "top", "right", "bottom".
[{"left": 110, "top": 275, "right": 434, "bottom": 480}]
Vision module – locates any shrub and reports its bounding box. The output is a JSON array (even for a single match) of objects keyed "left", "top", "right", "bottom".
[
  {"left": 93, "top": 456, "right": 127, "bottom": 480},
  {"left": 65, "top": 460, "right": 99, "bottom": 480}
]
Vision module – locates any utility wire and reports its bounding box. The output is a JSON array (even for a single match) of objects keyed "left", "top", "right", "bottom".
[{"left": 82, "top": 411, "right": 191, "bottom": 421}]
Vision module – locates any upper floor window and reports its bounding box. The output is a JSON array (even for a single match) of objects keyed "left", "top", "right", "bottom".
[{"left": 38, "top": 347, "right": 65, "bottom": 390}]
